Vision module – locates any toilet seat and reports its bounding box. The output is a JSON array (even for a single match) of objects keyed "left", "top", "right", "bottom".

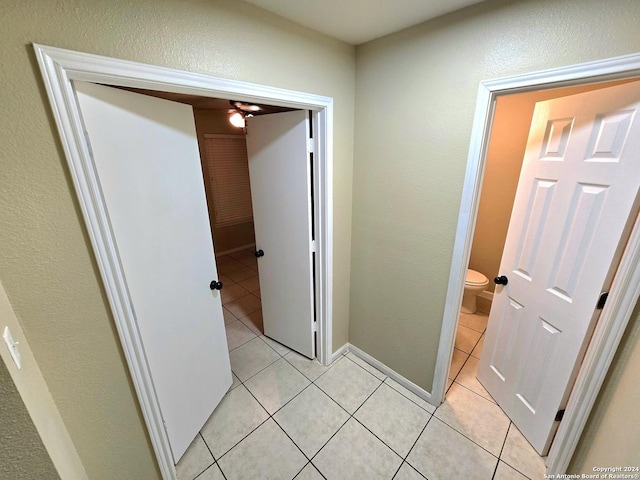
[{"left": 465, "top": 269, "right": 489, "bottom": 286}]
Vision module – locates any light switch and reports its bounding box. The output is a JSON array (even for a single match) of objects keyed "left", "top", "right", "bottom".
[{"left": 3, "top": 326, "right": 21, "bottom": 369}]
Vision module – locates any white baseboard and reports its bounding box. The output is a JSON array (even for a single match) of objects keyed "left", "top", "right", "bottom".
[
  {"left": 331, "top": 343, "right": 349, "bottom": 362},
  {"left": 347, "top": 344, "right": 435, "bottom": 407},
  {"left": 478, "top": 290, "right": 493, "bottom": 302}
]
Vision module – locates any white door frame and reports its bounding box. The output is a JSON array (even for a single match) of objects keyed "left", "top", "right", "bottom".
[
  {"left": 434, "top": 52, "right": 640, "bottom": 474},
  {"left": 34, "top": 44, "right": 334, "bottom": 480}
]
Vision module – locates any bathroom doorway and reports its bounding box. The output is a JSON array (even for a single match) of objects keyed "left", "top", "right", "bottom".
[{"left": 444, "top": 76, "right": 640, "bottom": 469}]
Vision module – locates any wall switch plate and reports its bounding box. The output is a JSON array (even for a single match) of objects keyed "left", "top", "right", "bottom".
[{"left": 3, "top": 326, "right": 21, "bottom": 369}]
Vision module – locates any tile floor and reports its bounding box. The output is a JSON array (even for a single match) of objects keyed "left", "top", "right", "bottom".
[{"left": 176, "top": 251, "right": 546, "bottom": 479}]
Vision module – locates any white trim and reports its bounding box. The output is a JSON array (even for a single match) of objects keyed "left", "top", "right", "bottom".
[
  {"left": 33, "top": 44, "right": 334, "bottom": 480},
  {"left": 477, "top": 290, "right": 493, "bottom": 302},
  {"left": 348, "top": 344, "right": 432, "bottom": 404},
  {"left": 331, "top": 343, "right": 349, "bottom": 362},
  {"left": 434, "top": 52, "right": 640, "bottom": 474},
  {"left": 313, "top": 108, "right": 333, "bottom": 366}
]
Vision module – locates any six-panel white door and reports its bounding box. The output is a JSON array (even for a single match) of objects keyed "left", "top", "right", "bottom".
[
  {"left": 246, "top": 111, "right": 316, "bottom": 358},
  {"left": 477, "top": 81, "right": 640, "bottom": 454},
  {"left": 75, "top": 82, "right": 232, "bottom": 462}
]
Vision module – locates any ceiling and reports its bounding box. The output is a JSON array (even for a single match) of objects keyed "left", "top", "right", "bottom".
[
  {"left": 243, "top": 0, "right": 485, "bottom": 45},
  {"left": 119, "top": 88, "right": 296, "bottom": 114}
]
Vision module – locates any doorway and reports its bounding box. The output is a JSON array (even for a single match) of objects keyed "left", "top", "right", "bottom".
[
  {"left": 447, "top": 78, "right": 640, "bottom": 389},
  {"left": 122, "top": 88, "right": 318, "bottom": 358},
  {"left": 434, "top": 52, "right": 640, "bottom": 474},
  {"left": 440, "top": 79, "right": 640, "bottom": 478},
  {"left": 35, "top": 44, "right": 334, "bottom": 480}
]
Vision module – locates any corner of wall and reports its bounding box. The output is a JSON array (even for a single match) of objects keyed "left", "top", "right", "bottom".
[{"left": 0, "top": 280, "right": 88, "bottom": 479}]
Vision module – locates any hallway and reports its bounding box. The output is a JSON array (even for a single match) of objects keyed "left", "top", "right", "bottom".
[{"left": 175, "top": 259, "right": 546, "bottom": 480}]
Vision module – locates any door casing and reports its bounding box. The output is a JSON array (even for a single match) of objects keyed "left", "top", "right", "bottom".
[
  {"left": 34, "top": 44, "right": 334, "bottom": 480},
  {"left": 435, "top": 52, "right": 640, "bottom": 474}
]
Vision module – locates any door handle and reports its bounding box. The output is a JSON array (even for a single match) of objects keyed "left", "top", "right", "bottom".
[
  {"left": 494, "top": 275, "right": 508, "bottom": 286},
  {"left": 255, "top": 249, "right": 264, "bottom": 258},
  {"left": 209, "top": 280, "right": 223, "bottom": 290}
]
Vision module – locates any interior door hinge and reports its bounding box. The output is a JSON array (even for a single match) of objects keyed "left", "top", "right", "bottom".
[
  {"left": 307, "top": 138, "right": 315, "bottom": 153},
  {"left": 555, "top": 409, "right": 565, "bottom": 422},
  {"left": 310, "top": 240, "right": 317, "bottom": 253},
  {"left": 597, "top": 292, "right": 609, "bottom": 310},
  {"left": 312, "top": 321, "right": 318, "bottom": 332},
  {"left": 163, "top": 420, "right": 168, "bottom": 432}
]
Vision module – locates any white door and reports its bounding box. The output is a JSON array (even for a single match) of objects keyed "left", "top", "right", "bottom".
[
  {"left": 75, "top": 82, "right": 232, "bottom": 462},
  {"left": 246, "top": 111, "right": 315, "bottom": 358},
  {"left": 477, "top": 81, "right": 640, "bottom": 455}
]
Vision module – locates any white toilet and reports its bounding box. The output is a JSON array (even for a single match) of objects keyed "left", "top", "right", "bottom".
[{"left": 461, "top": 269, "right": 489, "bottom": 314}]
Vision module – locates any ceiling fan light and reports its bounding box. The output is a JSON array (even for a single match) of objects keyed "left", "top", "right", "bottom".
[{"left": 229, "top": 111, "right": 245, "bottom": 128}]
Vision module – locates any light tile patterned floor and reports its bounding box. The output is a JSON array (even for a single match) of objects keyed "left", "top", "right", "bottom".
[{"left": 176, "top": 251, "right": 546, "bottom": 479}]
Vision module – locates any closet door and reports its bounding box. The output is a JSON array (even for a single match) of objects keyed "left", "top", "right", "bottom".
[
  {"left": 246, "top": 111, "right": 316, "bottom": 358},
  {"left": 75, "top": 81, "right": 231, "bottom": 462}
]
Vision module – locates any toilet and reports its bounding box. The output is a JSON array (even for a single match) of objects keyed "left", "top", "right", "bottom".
[{"left": 461, "top": 269, "right": 489, "bottom": 314}]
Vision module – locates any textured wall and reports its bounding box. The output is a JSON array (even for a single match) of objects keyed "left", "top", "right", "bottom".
[
  {"left": 351, "top": 0, "right": 640, "bottom": 470},
  {"left": 0, "top": 357, "right": 60, "bottom": 479},
  {"left": 570, "top": 304, "right": 640, "bottom": 471},
  {"left": 351, "top": 0, "right": 640, "bottom": 390},
  {"left": 0, "top": 280, "right": 86, "bottom": 478},
  {"left": 0, "top": 0, "right": 354, "bottom": 477}
]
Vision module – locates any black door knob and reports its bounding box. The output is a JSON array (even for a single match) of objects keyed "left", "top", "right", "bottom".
[
  {"left": 255, "top": 249, "right": 264, "bottom": 258},
  {"left": 494, "top": 275, "right": 508, "bottom": 286},
  {"left": 210, "top": 280, "right": 223, "bottom": 290}
]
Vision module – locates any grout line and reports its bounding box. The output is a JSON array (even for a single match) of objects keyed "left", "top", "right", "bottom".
[
  {"left": 392, "top": 461, "right": 428, "bottom": 480},
  {"left": 497, "top": 424, "right": 537, "bottom": 480},
  {"left": 307, "top": 462, "right": 328, "bottom": 480},
  {"left": 229, "top": 336, "right": 283, "bottom": 383},
  {"left": 343, "top": 352, "right": 388, "bottom": 381},
  {"left": 201, "top": 462, "right": 228, "bottom": 480},
  {"left": 491, "top": 421, "right": 511, "bottom": 480},
  {"left": 211, "top": 399, "right": 271, "bottom": 462},
  {"left": 349, "top": 415, "right": 405, "bottom": 467},
  {"left": 295, "top": 360, "right": 385, "bottom": 466},
  {"left": 225, "top": 323, "right": 258, "bottom": 353},
  {"left": 229, "top": 355, "right": 350, "bottom": 470},
  {"left": 222, "top": 318, "right": 514, "bottom": 480},
  {"left": 289, "top": 461, "right": 313, "bottom": 480},
  {"left": 299, "top": 372, "right": 427, "bottom": 477},
  {"left": 305, "top": 414, "right": 350, "bottom": 464},
  {"left": 309, "top": 374, "right": 359, "bottom": 418},
  {"left": 452, "top": 380, "right": 497, "bottom": 404},
  {"left": 383, "top": 378, "right": 436, "bottom": 415},
  {"left": 392, "top": 414, "right": 432, "bottom": 480},
  {"left": 282, "top": 346, "right": 344, "bottom": 382},
  {"left": 271, "top": 412, "right": 315, "bottom": 462},
  {"left": 350, "top": 380, "right": 385, "bottom": 417},
  {"left": 429, "top": 415, "right": 501, "bottom": 463},
  {"left": 450, "top": 349, "right": 471, "bottom": 383},
  {"left": 198, "top": 431, "right": 215, "bottom": 462},
  {"left": 218, "top": 464, "right": 228, "bottom": 480}
]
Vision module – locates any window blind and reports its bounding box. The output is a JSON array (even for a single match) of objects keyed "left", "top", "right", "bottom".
[{"left": 203, "top": 134, "right": 253, "bottom": 227}]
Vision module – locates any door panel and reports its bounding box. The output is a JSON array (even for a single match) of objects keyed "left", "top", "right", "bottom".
[
  {"left": 246, "top": 111, "right": 315, "bottom": 358},
  {"left": 478, "top": 81, "right": 640, "bottom": 454},
  {"left": 75, "top": 82, "right": 232, "bottom": 462}
]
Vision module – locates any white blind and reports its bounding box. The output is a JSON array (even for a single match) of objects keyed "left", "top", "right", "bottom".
[{"left": 203, "top": 134, "right": 253, "bottom": 227}]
